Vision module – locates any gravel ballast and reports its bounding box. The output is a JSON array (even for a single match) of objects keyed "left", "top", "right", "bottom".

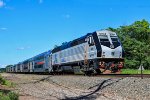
[
  {"left": 102, "top": 77, "right": 150, "bottom": 100},
  {"left": 1, "top": 73, "right": 150, "bottom": 100}
]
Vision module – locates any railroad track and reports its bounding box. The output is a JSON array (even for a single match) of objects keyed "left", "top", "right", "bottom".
[
  {"left": 9, "top": 72, "right": 150, "bottom": 78},
  {"left": 96, "top": 74, "right": 150, "bottom": 78},
  {"left": 49, "top": 73, "right": 150, "bottom": 78}
]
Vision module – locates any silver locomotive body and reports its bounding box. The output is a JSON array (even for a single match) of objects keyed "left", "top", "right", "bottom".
[{"left": 51, "top": 30, "right": 124, "bottom": 74}]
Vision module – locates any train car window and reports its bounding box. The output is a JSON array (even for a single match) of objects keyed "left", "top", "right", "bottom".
[
  {"left": 34, "top": 65, "right": 43, "bottom": 69},
  {"left": 24, "top": 65, "right": 28, "bottom": 69},
  {"left": 17, "top": 66, "right": 20, "bottom": 70},
  {"left": 38, "top": 65, "right": 43, "bottom": 68}
]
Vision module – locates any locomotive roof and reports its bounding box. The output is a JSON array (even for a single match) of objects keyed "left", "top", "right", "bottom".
[
  {"left": 96, "top": 30, "right": 117, "bottom": 35},
  {"left": 52, "top": 32, "right": 92, "bottom": 53},
  {"left": 51, "top": 30, "right": 117, "bottom": 53}
]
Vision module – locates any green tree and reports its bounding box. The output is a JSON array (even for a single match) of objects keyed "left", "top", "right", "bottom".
[{"left": 108, "top": 19, "right": 150, "bottom": 69}]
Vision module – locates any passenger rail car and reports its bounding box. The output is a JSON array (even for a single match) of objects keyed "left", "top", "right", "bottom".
[
  {"left": 6, "top": 30, "right": 124, "bottom": 74},
  {"left": 33, "top": 51, "right": 51, "bottom": 72}
]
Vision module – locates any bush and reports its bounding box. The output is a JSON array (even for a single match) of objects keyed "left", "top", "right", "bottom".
[
  {"left": 0, "top": 75, "right": 18, "bottom": 100},
  {"left": 109, "top": 19, "right": 150, "bottom": 69},
  {"left": 8, "top": 92, "right": 19, "bottom": 100},
  {"left": 0, "top": 75, "right": 6, "bottom": 85},
  {"left": 0, "top": 91, "right": 18, "bottom": 100},
  {"left": 0, "top": 75, "right": 13, "bottom": 87}
]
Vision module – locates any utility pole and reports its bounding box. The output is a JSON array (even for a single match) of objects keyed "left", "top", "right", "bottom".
[
  {"left": 140, "top": 51, "right": 143, "bottom": 79},
  {"left": 140, "top": 64, "right": 143, "bottom": 79},
  {"left": 139, "top": 33, "right": 146, "bottom": 79}
]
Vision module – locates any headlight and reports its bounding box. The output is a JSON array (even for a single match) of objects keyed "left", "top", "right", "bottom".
[
  {"left": 102, "top": 52, "right": 105, "bottom": 57},
  {"left": 120, "top": 52, "right": 122, "bottom": 57}
]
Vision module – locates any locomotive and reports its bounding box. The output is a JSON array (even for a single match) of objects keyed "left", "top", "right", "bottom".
[{"left": 6, "top": 30, "right": 124, "bottom": 75}]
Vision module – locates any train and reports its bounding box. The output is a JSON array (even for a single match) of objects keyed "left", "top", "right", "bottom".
[{"left": 6, "top": 30, "right": 124, "bottom": 75}]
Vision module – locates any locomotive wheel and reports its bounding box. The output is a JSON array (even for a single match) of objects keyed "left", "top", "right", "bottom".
[
  {"left": 95, "top": 69, "right": 102, "bottom": 75},
  {"left": 115, "top": 70, "right": 121, "bottom": 74},
  {"left": 103, "top": 70, "right": 111, "bottom": 74}
]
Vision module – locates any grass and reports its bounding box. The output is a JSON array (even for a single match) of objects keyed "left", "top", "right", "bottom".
[
  {"left": 0, "top": 91, "right": 19, "bottom": 100},
  {"left": 0, "top": 74, "right": 18, "bottom": 100},
  {"left": 0, "top": 75, "right": 15, "bottom": 87},
  {"left": 121, "top": 69, "right": 150, "bottom": 74}
]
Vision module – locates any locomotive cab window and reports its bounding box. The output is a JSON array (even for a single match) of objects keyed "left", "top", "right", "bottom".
[
  {"left": 110, "top": 36, "right": 121, "bottom": 47},
  {"left": 111, "top": 36, "right": 119, "bottom": 42},
  {"left": 98, "top": 34, "right": 110, "bottom": 47}
]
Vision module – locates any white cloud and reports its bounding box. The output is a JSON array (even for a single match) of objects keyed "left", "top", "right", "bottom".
[
  {"left": 0, "top": 0, "right": 14, "bottom": 10},
  {"left": 27, "top": 46, "right": 31, "bottom": 49},
  {"left": 26, "top": 0, "right": 43, "bottom": 4},
  {"left": 0, "top": 0, "right": 5, "bottom": 8},
  {"left": 5, "top": 6, "right": 14, "bottom": 10},
  {"left": 17, "top": 46, "right": 31, "bottom": 50},
  {"left": 39, "top": 0, "right": 43, "bottom": 4},
  {"left": 0, "top": 64, "right": 7, "bottom": 68},
  {"left": 17, "top": 47, "right": 25, "bottom": 50},
  {"left": 63, "top": 14, "right": 71, "bottom": 19},
  {"left": 0, "top": 27, "right": 7, "bottom": 30}
]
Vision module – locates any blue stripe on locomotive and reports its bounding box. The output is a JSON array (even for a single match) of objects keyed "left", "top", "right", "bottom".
[{"left": 52, "top": 32, "right": 92, "bottom": 53}]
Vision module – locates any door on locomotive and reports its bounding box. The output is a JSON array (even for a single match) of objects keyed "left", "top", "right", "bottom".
[{"left": 82, "top": 35, "right": 97, "bottom": 75}]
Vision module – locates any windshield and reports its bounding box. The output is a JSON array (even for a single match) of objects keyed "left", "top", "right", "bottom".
[
  {"left": 110, "top": 36, "right": 121, "bottom": 47},
  {"left": 98, "top": 35, "right": 110, "bottom": 47}
]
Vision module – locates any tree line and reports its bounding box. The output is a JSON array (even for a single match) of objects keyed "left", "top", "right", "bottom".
[{"left": 108, "top": 19, "right": 150, "bottom": 69}]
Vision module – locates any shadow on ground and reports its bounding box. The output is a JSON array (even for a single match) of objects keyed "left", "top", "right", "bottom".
[
  {"left": 19, "top": 75, "right": 53, "bottom": 84},
  {"left": 62, "top": 78, "right": 123, "bottom": 100}
]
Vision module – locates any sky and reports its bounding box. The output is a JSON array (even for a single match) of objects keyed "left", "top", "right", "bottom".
[{"left": 0, "top": 0, "right": 150, "bottom": 68}]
